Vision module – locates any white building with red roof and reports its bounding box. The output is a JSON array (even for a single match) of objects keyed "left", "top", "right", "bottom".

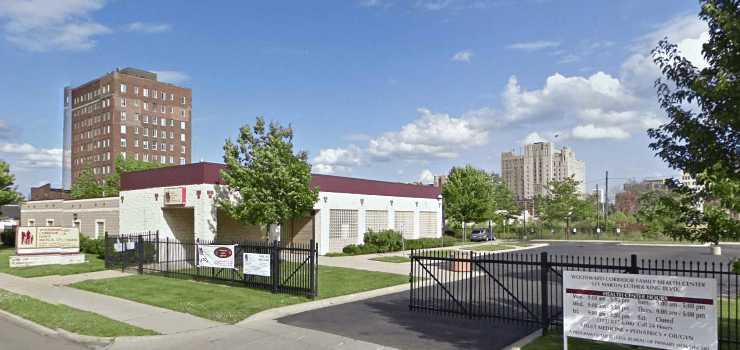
[{"left": 119, "top": 162, "right": 442, "bottom": 254}]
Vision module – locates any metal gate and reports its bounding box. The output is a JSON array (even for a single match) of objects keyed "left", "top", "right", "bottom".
[{"left": 409, "top": 249, "right": 740, "bottom": 347}]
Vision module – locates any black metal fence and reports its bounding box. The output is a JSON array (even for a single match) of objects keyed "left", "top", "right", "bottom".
[
  {"left": 409, "top": 250, "right": 739, "bottom": 348},
  {"left": 105, "top": 232, "right": 318, "bottom": 297}
]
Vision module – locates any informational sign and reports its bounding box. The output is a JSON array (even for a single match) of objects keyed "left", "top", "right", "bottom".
[
  {"left": 243, "top": 253, "right": 271, "bottom": 277},
  {"left": 113, "top": 239, "right": 136, "bottom": 253},
  {"left": 197, "top": 244, "right": 235, "bottom": 268},
  {"left": 564, "top": 271, "right": 717, "bottom": 350},
  {"left": 163, "top": 187, "right": 186, "bottom": 206},
  {"left": 16, "top": 226, "right": 80, "bottom": 255}
]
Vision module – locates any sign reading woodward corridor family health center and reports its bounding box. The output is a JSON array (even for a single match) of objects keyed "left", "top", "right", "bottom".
[
  {"left": 563, "top": 271, "right": 717, "bottom": 350},
  {"left": 16, "top": 226, "right": 80, "bottom": 255}
]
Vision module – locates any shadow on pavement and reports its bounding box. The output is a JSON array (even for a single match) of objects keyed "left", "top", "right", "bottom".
[{"left": 278, "top": 290, "right": 539, "bottom": 350}]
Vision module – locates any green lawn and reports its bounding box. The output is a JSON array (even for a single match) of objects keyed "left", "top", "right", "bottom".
[
  {"left": 0, "top": 288, "right": 156, "bottom": 337},
  {"left": 0, "top": 247, "right": 105, "bottom": 278},
  {"left": 71, "top": 265, "right": 408, "bottom": 323},
  {"left": 370, "top": 256, "right": 411, "bottom": 263}
]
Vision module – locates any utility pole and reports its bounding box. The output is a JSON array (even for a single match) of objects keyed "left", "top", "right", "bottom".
[
  {"left": 605, "top": 170, "right": 609, "bottom": 233},
  {"left": 595, "top": 184, "right": 600, "bottom": 233}
]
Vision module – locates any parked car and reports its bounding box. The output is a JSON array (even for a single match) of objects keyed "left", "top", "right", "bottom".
[{"left": 470, "top": 228, "right": 495, "bottom": 241}]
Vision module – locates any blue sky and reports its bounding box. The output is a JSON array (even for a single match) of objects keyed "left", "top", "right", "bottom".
[{"left": 0, "top": 0, "right": 708, "bottom": 196}]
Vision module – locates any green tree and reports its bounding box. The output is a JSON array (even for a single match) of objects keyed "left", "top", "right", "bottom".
[
  {"left": 649, "top": 0, "right": 740, "bottom": 243},
  {"left": 70, "top": 156, "right": 164, "bottom": 199},
  {"left": 635, "top": 190, "right": 684, "bottom": 239},
  {"left": 442, "top": 165, "right": 494, "bottom": 240},
  {"left": 537, "top": 176, "right": 591, "bottom": 232},
  {"left": 219, "top": 117, "right": 318, "bottom": 236},
  {"left": 70, "top": 166, "right": 105, "bottom": 199},
  {"left": 0, "top": 160, "right": 23, "bottom": 205},
  {"left": 103, "top": 155, "right": 164, "bottom": 196}
]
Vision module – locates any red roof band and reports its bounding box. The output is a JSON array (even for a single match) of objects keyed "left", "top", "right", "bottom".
[{"left": 120, "top": 162, "right": 441, "bottom": 199}]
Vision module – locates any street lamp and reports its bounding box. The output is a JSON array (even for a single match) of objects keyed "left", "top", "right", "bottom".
[{"left": 565, "top": 209, "right": 573, "bottom": 240}]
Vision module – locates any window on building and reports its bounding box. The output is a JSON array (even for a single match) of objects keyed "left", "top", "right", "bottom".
[
  {"left": 180, "top": 134, "right": 186, "bottom": 142},
  {"left": 143, "top": 140, "right": 149, "bottom": 149},
  {"left": 27, "top": 219, "right": 35, "bottom": 226},
  {"left": 181, "top": 96, "right": 187, "bottom": 105},
  {"left": 134, "top": 153, "right": 139, "bottom": 160},
  {"left": 143, "top": 88, "right": 149, "bottom": 97},
  {"left": 169, "top": 93, "right": 174, "bottom": 101},
  {"left": 181, "top": 145, "right": 186, "bottom": 154},
  {"left": 160, "top": 143, "right": 166, "bottom": 151},
  {"left": 120, "top": 97, "right": 126, "bottom": 107},
  {"left": 160, "top": 105, "right": 165, "bottom": 113},
  {"left": 329, "top": 209, "right": 358, "bottom": 252},
  {"left": 160, "top": 118, "right": 166, "bottom": 126},
  {"left": 120, "top": 84, "right": 127, "bottom": 93},
  {"left": 169, "top": 131, "right": 174, "bottom": 139},
  {"left": 134, "top": 127, "right": 139, "bottom": 135},
  {"left": 120, "top": 125, "right": 126, "bottom": 134},
  {"left": 419, "top": 211, "right": 438, "bottom": 238},
  {"left": 169, "top": 144, "right": 174, "bottom": 152},
  {"left": 46, "top": 219, "right": 54, "bottom": 226},
  {"left": 143, "top": 115, "right": 149, "bottom": 123},
  {"left": 134, "top": 139, "right": 139, "bottom": 148},
  {"left": 394, "top": 211, "right": 415, "bottom": 239},
  {"left": 153, "top": 129, "right": 158, "bottom": 138},
  {"left": 134, "top": 86, "right": 139, "bottom": 95},
  {"left": 95, "top": 220, "right": 105, "bottom": 239},
  {"left": 120, "top": 111, "right": 126, "bottom": 121},
  {"left": 179, "top": 157, "right": 186, "bottom": 165},
  {"left": 120, "top": 138, "right": 127, "bottom": 148},
  {"left": 169, "top": 119, "right": 175, "bottom": 127},
  {"left": 143, "top": 128, "right": 148, "bottom": 136},
  {"left": 180, "top": 121, "right": 186, "bottom": 130},
  {"left": 153, "top": 90, "right": 158, "bottom": 99},
  {"left": 143, "top": 102, "right": 148, "bottom": 111},
  {"left": 120, "top": 152, "right": 126, "bottom": 159},
  {"left": 365, "top": 210, "right": 389, "bottom": 233},
  {"left": 160, "top": 156, "right": 166, "bottom": 164},
  {"left": 169, "top": 156, "right": 174, "bottom": 164},
  {"left": 143, "top": 154, "right": 149, "bottom": 161}
]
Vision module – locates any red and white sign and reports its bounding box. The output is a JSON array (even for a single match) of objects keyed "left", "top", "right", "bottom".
[
  {"left": 196, "top": 244, "right": 235, "bottom": 269},
  {"left": 16, "top": 226, "right": 80, "bottom": 255},
  {"left": 564, "top": 271, "right": 717, "bottom": 350},
  {"left": 164, "top": 187, "right": 186, "bottom": 206}
]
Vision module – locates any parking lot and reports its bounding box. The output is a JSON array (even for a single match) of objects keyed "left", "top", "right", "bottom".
[{"left": 280, "top": 242, "right": 739, "bottom": 350}]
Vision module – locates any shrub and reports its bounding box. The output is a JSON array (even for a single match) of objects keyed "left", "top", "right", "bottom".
[
  {"left": 342, "top": 244, "right": 362, "bottom": 255},
  {"left": 733, "top": 260, "right": 740, "bottom": 274},
  {"left": 0, "top": 229, "right": 14, "bottom": 247},
  {"left": 363, "top": 230, "right": 403, "bottom": 252},
  {"left": 79, "top": 234, "right": 105, "bottom": 257}
]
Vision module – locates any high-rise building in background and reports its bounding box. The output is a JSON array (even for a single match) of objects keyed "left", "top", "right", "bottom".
[
  {"left": 65, "top": 68, "right": 192, "bottom": 186},
  {"left": 501, "top": 142, "right": 585, "bottom": 201}
]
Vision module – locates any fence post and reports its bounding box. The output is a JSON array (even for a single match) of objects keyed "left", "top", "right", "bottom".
[
  {"left": 540, "top": 251, "right": 550, "bottom": 332},
  {"left": 629, "top": 254, "right": 639, "bottom": 274},
  {"left": 468, "top": 251, "right": 474, "bottom": 319},
  {"left": 409, "top": 249, "right": 414, "bottom": 311},
  {"left": 271, "top": 240, "right": 279, "bottom": 293},
  {"left": 309, "top": 239, "right": 317, "bottom": 298},
  {"left": 104, "top": 232, "right": 109, "bottom": 269},
  {"left": 137, "top": 234, "right": 144, "bottom": 274}
]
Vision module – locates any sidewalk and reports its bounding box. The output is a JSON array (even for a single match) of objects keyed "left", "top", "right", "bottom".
[{"left": 0, "top": 272, "right": 222, "bottom": 334}]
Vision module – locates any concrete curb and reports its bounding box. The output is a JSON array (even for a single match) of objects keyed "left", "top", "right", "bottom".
[
  {"left": 240, "top": 283, "right": 410, "bottom": 323},
  {"left": 503, "top": 328, "right": 543, "bottom": 350},
  {"left": 0, "top": 308, "right": 113, "bottom": 349}
]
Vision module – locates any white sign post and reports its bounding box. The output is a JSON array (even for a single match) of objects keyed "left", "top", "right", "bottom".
[
  {"left": 243, "top": 253, "right": 271, "bottom": 277},
  {"left": 196, "top": 245, "right": 235, "bottom": 269},
  {"left": 563, "top": 271, "right": 717, "bottom": 350}
]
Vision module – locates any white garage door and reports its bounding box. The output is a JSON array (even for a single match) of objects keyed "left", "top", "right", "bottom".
[
  {"left": 394, "top": 211, "right": 414, "bottom": 239},
  {"left": 329, "top": 209, "right": 358, "bottom": 253},
  {"left": 419, "top": 211, "right": 438, "bottom": 238}
]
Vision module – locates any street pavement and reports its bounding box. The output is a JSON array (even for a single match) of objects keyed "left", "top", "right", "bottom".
[
  {"left": 0, "top": 314, "right": 88, "bottom": 350},
  {"left": 528, "top": 241, "right": 740, "bottom": 263}
]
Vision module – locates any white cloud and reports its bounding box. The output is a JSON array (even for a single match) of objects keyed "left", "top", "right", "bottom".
[
  {"left": 451, "top": 49, "right": 473, "bottom": 62},
  {"left": 507, "top": 40, "right": 560, "bottom": 51},
  {"left": 126, "top": 22, "right": 171, "bottom": 33},
  {"left": 416, "top": 0, "right": 453, "bottom": 11},
  {"left": 368, "top": 108, "right": 488, "bottom": 160},
  {"left": 522, "top": 132, "right": 547, "bottom": 144},
  {"left": 0, "top": 143, "right": 62, "bottom": 169},
  {"left": 312, "top": 146, "right": 363, "bottom": 174},
  {"left": 418, "top": 169, "right": 434, "bottom": 185},
  {"left": 152, "top": 70, "right": 190, "bottom": 84},
  {"left": 0, "top": 0, "right": 111, "bottom": 51},
  {"left": 571, "top": 124, "right": 630, "bottom": 140}
]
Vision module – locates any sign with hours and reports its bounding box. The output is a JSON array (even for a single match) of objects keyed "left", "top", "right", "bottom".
[
  {"left": 563, "top": 271, "right": 717, "bottom": 350},
  {"left": 243, "top": 253, "right": 271, "bottom": 277},
  {"left": 15, "top": 226, "right": 80, "bottom": 255}
]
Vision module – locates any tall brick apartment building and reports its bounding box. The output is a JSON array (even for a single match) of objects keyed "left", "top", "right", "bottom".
[{"left": 63, "top": 68, "right": 192, "bottom": 187}]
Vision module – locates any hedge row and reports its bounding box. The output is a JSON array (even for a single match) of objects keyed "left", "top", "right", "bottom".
[{"left": 341, "top": 229, "right": 457, "bottom": 255}]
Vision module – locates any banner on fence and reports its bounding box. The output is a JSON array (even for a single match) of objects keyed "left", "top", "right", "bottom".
[
  {"left": 243, "top": 253, "right": 271, "bottom": 277},
  {"left": 16, "top": 226, "right": 80, "bottom": 255},
  {"left": 563, "top": 271, "right": 717, "bottom": 350},
  {"left": 197, "top": 244, "right": 235, "bottom": 269}
]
